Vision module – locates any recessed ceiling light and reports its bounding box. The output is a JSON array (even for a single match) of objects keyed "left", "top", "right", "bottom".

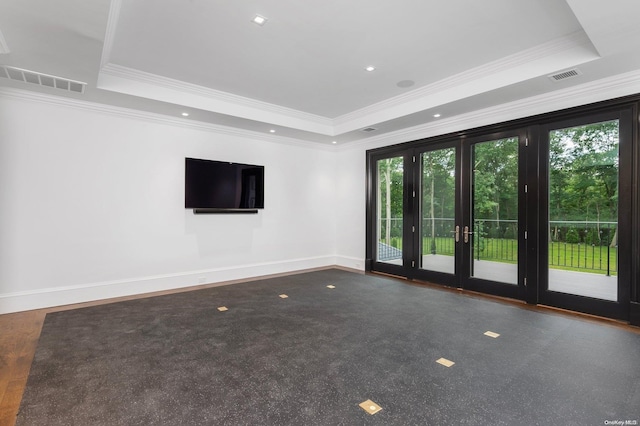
[
  {"left": 365, "top": 66, "right": 376, "bottom": 72},
  {"left": 269, "top": 129, "right": 276, "bottom": 133},
  {"left": 332, "top": 141, "right": 337, "bottom": 144},
  {"left": 252, "top": 14, "right": 267, "bottom": 26},
  {"left": 433, "top": 113, "right": 441, "bottom": 118},
  {"left": 181, "top": 112, "right": 189, "bottom": 117}
]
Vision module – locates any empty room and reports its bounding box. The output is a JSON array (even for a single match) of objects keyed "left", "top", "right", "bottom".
[{"left": 1, "top": 1, "right": 640, "bottom": 424}]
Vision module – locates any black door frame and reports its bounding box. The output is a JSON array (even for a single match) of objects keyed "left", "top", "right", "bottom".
[
  {"left": 536, "top": 108, "right": 633, "bottom": 320},
  {"left": 365, "top": 148, "right": 413, "bottom": 278},
  {"left": 365, "top": 94, "right": 640, "bottom": 325},
  {"left": 367, "top": 131, "right": 530, "bottom": 301},
  {"left": 459, "top": 129, "right": 528, "bottom": 301},
  {"left": 411, "top": 140, "right": 462, "bottom": 288}
]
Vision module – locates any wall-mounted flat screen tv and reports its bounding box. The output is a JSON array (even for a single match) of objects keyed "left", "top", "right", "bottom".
[{"left": 185, "top": 158, "right": 264, "bottom": 212}]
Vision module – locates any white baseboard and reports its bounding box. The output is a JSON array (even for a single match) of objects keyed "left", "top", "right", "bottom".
[
  {"left": 0, "top": 256, "right": 339, "bottom": 314},
  {"left": 335, "top": 255, "right": 365, "bottom": 271}
]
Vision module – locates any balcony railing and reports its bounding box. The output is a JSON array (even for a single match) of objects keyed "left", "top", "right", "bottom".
[{"left": 378, "top": 217, "right": 617, "bottom": 275}]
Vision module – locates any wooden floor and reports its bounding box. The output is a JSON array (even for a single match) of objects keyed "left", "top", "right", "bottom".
[
  {"left": 1, "top": 269, "right": 638, "bottom": 426},
  {"left": 0, "top": 310, "right": 45, "bottom": 426}
]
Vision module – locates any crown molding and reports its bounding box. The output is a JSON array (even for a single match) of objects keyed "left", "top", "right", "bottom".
[
  {"left": 0, "top": 87, "right": 337, "bottom": 152},
  {"left": 0, "top": 28, "right": 9, "bottom": 54},
  {"left": 338, "top": 68, "right": 640, "bottom": 152},
  {"left": 100, "top": 64, "right": 330, "bottom": 123},
  {"left": 99, "top": 0, "right": 122, "bottom": 68},
  {"left": 98, "top": 0, "right": 331, "bottom": 136},
  {"left": 6, "top": 65, "right": 640, "bottom": 156},
  {"left": 98, "top": 6, "right": 598, "bottom": 139},
  {"left": 98, "top": 63, "right": 335, "bottom": 135},
  {"left": 333, "top": 31, "right": 598, "bottom": 134}
]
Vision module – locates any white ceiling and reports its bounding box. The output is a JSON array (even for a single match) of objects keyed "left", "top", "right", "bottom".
[{"left": 2, "top": 0, "right": 640, "bottom": 145}]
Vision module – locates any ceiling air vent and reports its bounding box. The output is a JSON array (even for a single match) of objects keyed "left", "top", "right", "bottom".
[
  {"left": 0, "top": 65, "right": 86, "bottom": 93},
  {"left": 361, "top": 127, "right": 378, "bottom": 132},
  {"left": 548, "top": 68, "right": 582, "bottom": 82}
]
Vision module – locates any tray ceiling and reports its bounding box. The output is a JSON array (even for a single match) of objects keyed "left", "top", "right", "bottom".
[{"left": 2, "top": 0, "right": 640, "bottom": 144}]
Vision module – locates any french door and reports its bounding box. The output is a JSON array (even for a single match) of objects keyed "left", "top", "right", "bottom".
[
  {"left": 367, "top": 107, "right": 633, "bottom": 321},
  {"left": 537, "top": 110, "right": 632, "bottom": 320},
  {"left": 459, "top": 132, "right": 527, "bottom": 300},
  {"left": 412, "top": 142, "right": 460, "bottom": 288},
  {"left": 369, "top": 130, "right": 528, "bottom": 300}
]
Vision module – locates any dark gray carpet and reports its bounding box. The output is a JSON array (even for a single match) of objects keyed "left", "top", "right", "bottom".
[{"left": 16, "top": 269, "right": 640, "bottom": 425}]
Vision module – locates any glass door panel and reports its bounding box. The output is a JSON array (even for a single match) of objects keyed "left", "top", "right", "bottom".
[
  {"left": 367, "top": 107, "right": 632, "bottom": 321},
  {"left": 547, "top": 120, "right": 619, "bottom": 301},
  {"left": 470, "top": 137, "right": 519, "bottom": 285},
  {"left": 376, "top": 156, "right": 404, "bottom": 265},
  {"left": 420, "top": 147, "right": 457, "bottom": 274}
]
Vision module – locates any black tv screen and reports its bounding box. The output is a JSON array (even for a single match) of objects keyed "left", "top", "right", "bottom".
[{"left": 185, "top": 158, "right": 264, "bottom": 210}]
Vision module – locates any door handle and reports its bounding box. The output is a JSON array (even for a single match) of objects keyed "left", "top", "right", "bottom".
[
  {"left": 450, "top": 225, "right": 460, "bottom": 243},
  {"left": 463, "top": 226, "right": 474, "bottom": 243}
]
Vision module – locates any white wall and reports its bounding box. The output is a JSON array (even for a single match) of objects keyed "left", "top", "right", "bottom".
[
  {"left": 334, "top": 145, "right": 367, "bottom": 270},
  {"left": 0, "top": 92, "right": 341, "bottom": 313}
]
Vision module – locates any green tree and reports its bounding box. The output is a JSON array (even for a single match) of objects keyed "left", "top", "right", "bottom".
[
  {"left": 473, "top": 137, "right": 519, "bottom": 238},
  {"left": 378, "top": 157, "right": 404, "bottom": 246},
  {"left": 566, "top": 228, "right": 579, "bottom": 244},
  {"left": 549, "top": 120, "right": 619, "bottom": 246},
  {"left": 422, "top": 148, "right": 456, "bottom": 253}
]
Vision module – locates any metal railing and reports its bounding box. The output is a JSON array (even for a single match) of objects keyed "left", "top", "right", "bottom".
[
  {"left": 379, "top": 217, "right": 618, "bottom": 275},
  {"left": 421, "top": 218, "right": 456, "bottom": 256},
  {"left": 546, "top": 220, "right": 617, "bottom": 276}
]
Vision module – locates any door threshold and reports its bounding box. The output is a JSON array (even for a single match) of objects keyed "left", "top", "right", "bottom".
[
  {"left": 535, "top": 304, "right": 638, "bottom": 333},
  {"left": 368, "top": 271, "right": 639, "bottom": 333}
]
